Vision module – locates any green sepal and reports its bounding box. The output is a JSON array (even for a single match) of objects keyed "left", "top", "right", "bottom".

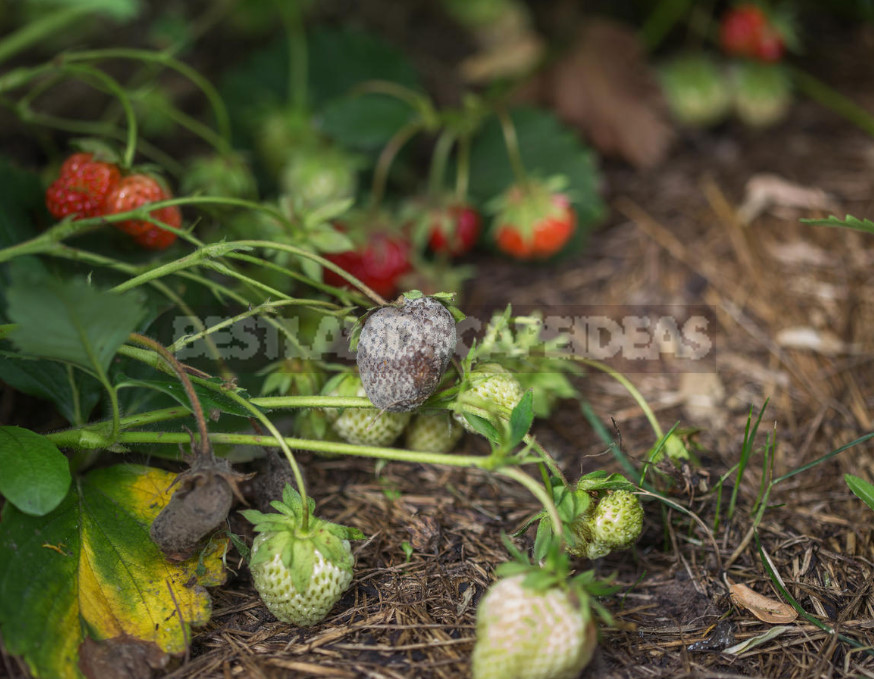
[
  {"left": 576, "top": 471, "right": 635, "bottom": 493},
  {"left": 291, "top": 539, "right": 316, "bottom": 593},
  {"left": 507, "top": 390, "right": 534, "bottom": 447}
]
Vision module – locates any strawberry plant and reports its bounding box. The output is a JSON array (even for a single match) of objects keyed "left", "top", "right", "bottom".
[{"left": 0, "top": 3, "right": 670, "bottom": 678}]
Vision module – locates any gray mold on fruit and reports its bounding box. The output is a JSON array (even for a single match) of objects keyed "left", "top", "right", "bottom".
[{"left": 356, "top": 296, "right": 457, "bottom": 412}]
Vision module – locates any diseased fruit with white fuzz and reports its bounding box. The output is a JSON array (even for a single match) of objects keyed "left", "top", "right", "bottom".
[{"left": 356, "top": 295, "right": 457, "bottom": 412}]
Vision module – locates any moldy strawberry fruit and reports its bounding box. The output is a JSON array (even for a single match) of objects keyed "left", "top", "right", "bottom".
[
  {"left": 45, "top": 152, "right": 121, "bottom": 220},
  {"left": 355, "top": 294, "right": 457, "bottom": 412}
]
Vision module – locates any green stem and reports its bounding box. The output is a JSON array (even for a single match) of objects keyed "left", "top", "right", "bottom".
[
  {"left": 570, "top": 357, "right": 665, "bottom": 440},
  {"left": 230, "top": 239, "right": 388, "bottom": 306},
  {"left": 61, "top": 64, "right": 138, "bottom": 167},
  {"left": 369, "top": 119, "right": 424, "bottom": 210},
  {"left": 128, "top": 334, "right": 211, "bottom": 451},
  {"left": 277, "top": 0, "right": 308, "bottom": 113},
  {"left": 789, "top": 66, "right": 874, "bottom": 138},
  {"left": 496, "top": 107, "right": 529, "bottom": 188},
  {"left": 220, "top": 387, "right": 312, "bottom": 530},
  {"left": 0, "top": 7, "right": 90, "bottom": 66},
  {"left": 46, "top": 429, "right": 493, "bottom": 468},
  {"left": 497, "top": 466, "right": 564, "bottom": 542},
  {"left": 251, "top": 395, "right": 378, "bottom": 409},
  {"left": 454, "top": 132, "right": 472, "bottom": 202},
  {"left": 350, "top": 80, "right": 438, "bottom": 130},
  {"left": 427, "top": 129, "right": 456, "bottom": 198},
  {"left": 166, "top": 298, "right": 340, "bottom": 354},
  {"left": 62, "top": 48, "right": 232, "bottom": 146}
]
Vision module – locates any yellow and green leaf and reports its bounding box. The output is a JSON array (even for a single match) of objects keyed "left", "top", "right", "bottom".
[{"left": 0, "top": 464, "right": 227, "bottom": 679}]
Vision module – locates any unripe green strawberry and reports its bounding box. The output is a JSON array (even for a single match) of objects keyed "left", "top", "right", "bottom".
[
  {"left": 240, "top": 486, "right": 364, "bottom": 626},
  {"left": 280, "top": 143, "right": 360, "bottom": 211},
  {"left": 405, "top": 412, "right": 464, "bottom": 453},
  {"left": 659, "top": 54, "right": 731, "bottom": 128},
  {"left": 576, "top": 490, "right": 643, "bottom": 560},
  {"left": 324, "top": 374, "right": 411, "bottom": 446},
  {"left": 454, "top": 363, "right": 524, "bottom": 433},
  {"left": 731, "top": 62, "right": 792, "bottom": 128},
  {"left": 472, "top": 574, "right": 597, "bottom": 679}
]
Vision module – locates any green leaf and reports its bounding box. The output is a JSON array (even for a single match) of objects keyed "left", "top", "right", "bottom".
[
  {"left": 5, "top": 272, "right": 146, "bottom": 376},
  {"left": 28, "top": 0, "right": 142, "bottom": 21},
  {"left": 0, "top": 464, "right": 225, "bottom": 679},
  {"left": 319, "top": 95, "right": 418, "bottom": 150},
  {"left": 801, "top": 214, "right": 874, "bottom": 235},
  {"left": 114, "top": 375, "right": 254, "bottom": 418},
  {"left": 0, "top": 426, "right": 71, "bottom": 516},
  {"left": 845, "top": 474, "right": 874, "bottom": 513},
  {"left": 0, "top": 351, "right": 103, "bottom": 425},
  {"left": 508, "top": 390, "right": 534, "bottom": 447},
  {"left": 307, "top": 28, "right": 422, "bottom": 105}
]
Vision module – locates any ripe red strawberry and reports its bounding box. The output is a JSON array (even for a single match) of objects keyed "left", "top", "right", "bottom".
[
  {"left": 45, "top": 152, "right": 121, "bottom": 220},
  {"left": 323, "top": 231, "right": 411, "bottom": 299},
  {"left": 428, "top": 203, "right": 482, "bottom": 256},
  {"left": 719, "top": 4, "right": 786, "bottom": 62},
  {"left": 492, "top": 181, "right": 576, "bottom": 260},
  {"left": 104, "top": 174, "right": 181, "bottom": 249}
]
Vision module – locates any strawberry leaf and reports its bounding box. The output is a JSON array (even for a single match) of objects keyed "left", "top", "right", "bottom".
[
  {"left": 0, "top": 426, "right": 71, "bottom": 516},
  {"left": 5, "top": 270, "right": 146, "bottom": 377},
  {"left": 0, "top": 464, "right": 225, "bottom": 679},
  {"left": 0, "top": 351, "right": 103, "bottom": 425}
]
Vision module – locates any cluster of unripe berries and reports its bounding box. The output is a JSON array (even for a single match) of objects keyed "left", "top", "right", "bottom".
[{"left": 45, "top": 152, "right": 181, "bottom": 250}]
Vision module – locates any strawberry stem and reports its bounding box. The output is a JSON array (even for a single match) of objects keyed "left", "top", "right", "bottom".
[
  {"left": 569, "top": 356, "right": 665, "bottom": 451},
  {"left": 62, "top": 48, "right": 232, "bottom": 149},
  {"left": 370, "top": 119, "right": 424, "bottom": 211},
  {"left": 129, "top": 333, "right": 212, "bottom": 457},
  {"left": 496, "top": 107, "right": 530, "bottom": 189},
  {"left": 277, "top": 0, "right": 309, "bottom": 115},
  {"left": 454, "top": 131, "right": 472, "bottom": 202},
  {"left": 427, "top": 129, "right": 456, "bottom": 199},
  {"left": 61, "top": 64, "right": 138, "bottom": 168}
]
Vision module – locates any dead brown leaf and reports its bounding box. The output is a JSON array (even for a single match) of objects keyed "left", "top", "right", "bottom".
[
  {"left": 729, "top": 583, "right": 798, "bottom": 624},
  {"left": 531, "top": 18, "right": 674, "bottom": 169}
]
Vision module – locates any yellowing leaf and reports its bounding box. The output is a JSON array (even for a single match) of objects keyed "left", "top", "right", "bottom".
[
  {"left": 729, "top": 583, "right": 797, "bottom": 624},
  {"left": 0, "top": 464, "right": 227, "bottom": 679}
]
